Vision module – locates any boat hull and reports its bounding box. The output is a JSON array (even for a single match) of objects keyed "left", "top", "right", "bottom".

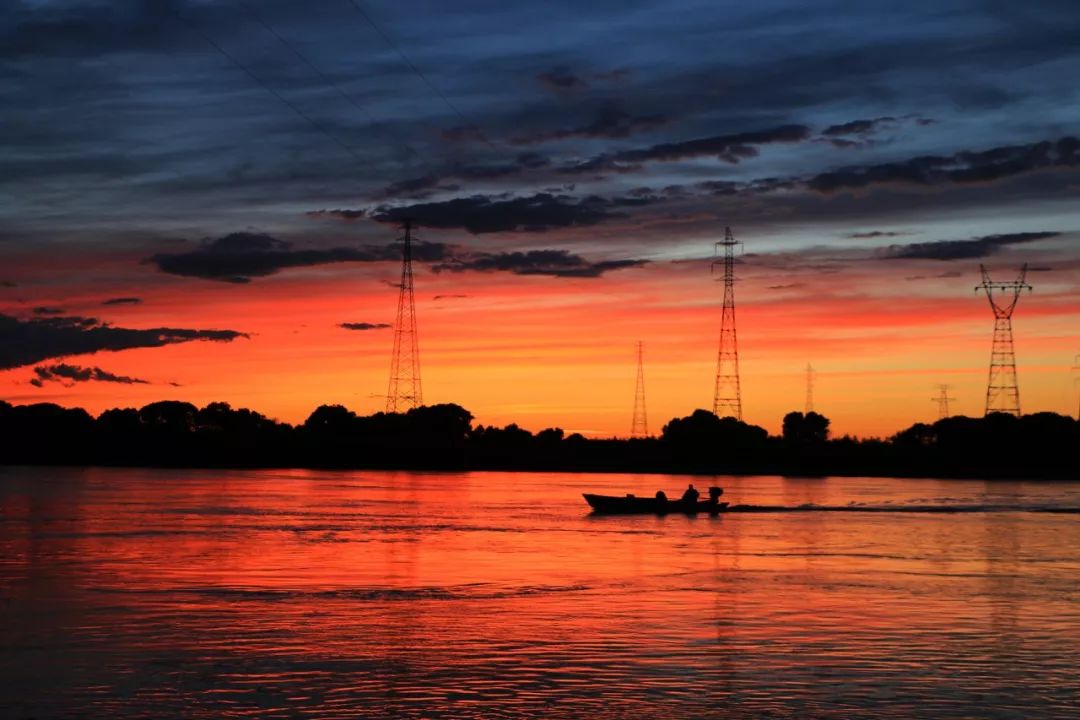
[{"left": 583, "top": 493, "right": 729, "bottom": 515}]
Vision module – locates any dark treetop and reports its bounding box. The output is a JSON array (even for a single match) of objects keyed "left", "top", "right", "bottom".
[{"left": 0, "top": 401, "right": 1075, "bottom": 479}]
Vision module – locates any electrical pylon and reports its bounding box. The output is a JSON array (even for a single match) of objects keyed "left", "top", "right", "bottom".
[
  {"left": 975, "top": 264, "right": 1031, "bottom": 417},
  {"left": 712, "top": 227, "right": 742, "bottom": 420},
  {"left": 631, "top": 341, "right": 649, "bottom": 438},
  {"left": 1071, "top": 354, "right": 1080, "bottom": 421},
  {"left": 386, "top": 220, "right": 423, "bottom": 413},
  {"left": 932, "top": 384, "right": 956, "bottom": 420},
  {"left": 804, "top": 363, "right": 815, "bottom": 414}
]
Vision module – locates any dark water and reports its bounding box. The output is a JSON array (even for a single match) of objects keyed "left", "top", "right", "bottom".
[{"left": 1, "top": 467, "right": 1078, "bottom": 719}]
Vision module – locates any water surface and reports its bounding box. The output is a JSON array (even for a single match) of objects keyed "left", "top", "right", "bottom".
[{"left": 1, "top": 468, "right": 1077, "bottom": 718}]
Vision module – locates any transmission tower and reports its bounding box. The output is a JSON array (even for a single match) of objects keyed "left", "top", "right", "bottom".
[
  {"left": 931, "top": 384, "right": 956, "bottom": 420},
  {"left": 1071, "top": 354, "right": 1080, "bottom": 421},
  {"left": 386, "top": 220, "right": 423, "bottom": 413},
  {"left": 804, "top": 363, "right": 815, "bottom": 414},
  {"left": 975, "top": 264, "right": 1031, "bottom": 416},
  {"left": 631, "top": 341, "right": 649, "bottom": 437},
  {"left": 712, "top": 227, "right": 743, "bottom": 419}
]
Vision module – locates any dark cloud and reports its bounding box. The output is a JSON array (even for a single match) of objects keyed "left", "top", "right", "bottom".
[
  {"left": 882, "top": 231, "right": 1060, "bottom": 261},
  {"left": 32, "top": 306, "right": 65, "bottom": 316},
  {"left": 306, "top": 208, "right": 366, "bottom": 221},
  {"left": 558, "top": 155, "right": 644, "bottom": 176},
  {"left": 370, "top": 192, "right": 643, "bottom": 234},
  {"left": 378, "top": 154, "right": 551, "bottom": 199},
  {"left": 440, "top": 126, "right": 487, "bottom": 144},
  {"left": 0, "top": 314, "right": 246, "bottom": 370},
  {"left": 433, "top": 250, "right": 647, "bottom": 278},
  {"left": 557, "top": 124, "right": 811, "bottom": 176},
  {"left": 511, "top": 108, "right": 671, "bottom": 145},
  {"left": 848, "top": 230, "right": 911, "bottom": 239},
  {"left": 339, "top": 322, "right": 391, "bottom": 331},
  {"left": 1, "top": 281, "right": 15, "bottom": 288},
  {"left": 103, "top": 297, "right": 142, "bottom": 305},
  {"left": 593, "top": 68, "right": 631, "bottom": 82},
  {"left": 767, "top": 283, "right": 804, "bottom": 290},
  {"left": 432, "top": 294, "right": 470, "bottom": 300},
  {"left": 0, "top": 0, "right": 190, "bottom": 60},
  {"left": 31, "top": 363, "right": 149, "bottom": 387},
  {"left": 379, "top": 175, "right": 445, "bottom": 198},
  {"left": 147, "top": 232, "right": 444, "bottom": 283},
  {"left": 536, "top": 68, "right": 589, "bottom": 93},
  {"left": 807, "top": 137, "right": 1080, "bottom": 193},
  {"left": 823, "top": 117, "right": 897, "bottom": 136},
  {"left": 613, "top": 124, "right": 812, "bottom": 163}
]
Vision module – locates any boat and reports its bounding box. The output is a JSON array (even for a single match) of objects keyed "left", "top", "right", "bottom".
[{"left": 583, "top": 492, "right": 729, "bottom": 515}]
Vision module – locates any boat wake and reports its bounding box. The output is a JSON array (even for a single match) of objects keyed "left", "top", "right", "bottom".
[{"left": 727, "top": 503, "right": 1079, "bottom": 514}]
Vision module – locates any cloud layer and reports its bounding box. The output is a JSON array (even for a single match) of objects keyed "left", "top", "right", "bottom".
[
  {"left": 881, "top": 231, "right": 1060, "bottom": 261},
  {"left": 31, "top": 363, "right": 149, "bottom": 387},
  {"left": 339, "top": 322, "right": 391, "bottom": 330},
  {"left": 433, "top": 250, "right": 648, "bottom": 277},
  {"left": 0, "top": 314, "right": 246, "bottom": 370},
  {"left": 148, "top": 232, "right": 447, "bottom": 283}
]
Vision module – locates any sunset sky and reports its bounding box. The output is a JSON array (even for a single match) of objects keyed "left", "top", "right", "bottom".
[{"left": 2, "top": 0, "right": 1078, "bottom": 437}]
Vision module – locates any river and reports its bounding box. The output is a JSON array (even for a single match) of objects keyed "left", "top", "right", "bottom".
[{"left": 1, "top": 467, "right": 1077, "bottom": 718}]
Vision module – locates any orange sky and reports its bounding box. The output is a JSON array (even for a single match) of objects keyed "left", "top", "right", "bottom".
[
  {"left": 3, "top": 226, "right": 1077, "bottom": 439},
  {"left": 4, "top": 0, "right": 1080, "bottom": 440}
]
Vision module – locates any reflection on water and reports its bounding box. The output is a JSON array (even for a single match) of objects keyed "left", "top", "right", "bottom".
[{"left": 1, "top": 468, "right": 1078, "bottom": 718}]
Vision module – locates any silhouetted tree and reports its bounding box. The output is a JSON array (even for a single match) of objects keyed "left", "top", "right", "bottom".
[
  {"left": 782, "top": 411, "right": 830, "bottom": 445},
  {"left": 536, "top": 427, "right": 565, "bottom": 445},
  {"left": 405, "top": 403, "right": 473, "bottom": 448},
  {"left": 140, "top": 401, "right": 197, "bottom": 432},
  {"left": 303, "top": 404, "right": 358, "bottom": 433},
  {"left": 0, "top": 398, "right": 1074, "bottom": 477},
  {"left": 661, "top": 409, "right": 769, "bottom": 469}
]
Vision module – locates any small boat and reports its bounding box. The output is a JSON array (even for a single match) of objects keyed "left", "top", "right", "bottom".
[{"left": 583, "top": 493, "right": 728, "bottom": 515}]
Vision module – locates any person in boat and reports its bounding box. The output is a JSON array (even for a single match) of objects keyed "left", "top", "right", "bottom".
[
  {"left": 681, "top": 484, "right": 700, "bottom": 503},
  {"left": 708, "top": 486, "right": 723, "bottom": 505},
  {"left": 655, "top": 490, "right": 668, "bottom": 503}
]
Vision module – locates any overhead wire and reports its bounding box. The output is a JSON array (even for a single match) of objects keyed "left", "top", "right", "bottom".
[
  {"left": 340, "top": 0, "right": 500, "bottom": 151},
  {"left": 164, "top": 4, "right": 371, "bottom": 165},
  {"left": 229, "top": 0, "right": 420, "bottom": 161}
]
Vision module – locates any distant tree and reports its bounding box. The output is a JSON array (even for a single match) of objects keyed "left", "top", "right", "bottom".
[
  {"left": 4, "top": 403, "right": 95, "bottom": 463},
  {"left": 196, "top": 401, "right": 280, "bottom": 434},
  {"left": 662, "top": 409, "right": 768, "bottom": 456},
  {"left": 98, "top": 407, "right": 142, "bottom": 433},
  {"left": 662, "top": 409, "right": 724, "bottom": 446},
  {"left": 536, "top": 427, "right": 565, "bottom": 445},
  {"left": 303, "top": 404, "right": 357, "bottom": 433},
  {"left": 782, "top": 411, "right": 831, "bottom": 445},
  {"left": 139, "top": 401, "right": 197, "bottom": 432},
  {"left": 405, "top": 403, "right": 473, "bottom": 448}
]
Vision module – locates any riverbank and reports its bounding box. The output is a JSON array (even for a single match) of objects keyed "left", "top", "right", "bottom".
[{"left": 1, "top": 400, "right": 1075, "bottom": 480}]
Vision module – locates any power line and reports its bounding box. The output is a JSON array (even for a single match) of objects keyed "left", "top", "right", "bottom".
[
  {"left": 341, "top": 0, "right": 498, "bottom": 150},
  {"left": 230, "top": 0, "right": 419, "bottom": 160},
  {"left": 165, "top": 5, "right": 371, "bottom": 165}
]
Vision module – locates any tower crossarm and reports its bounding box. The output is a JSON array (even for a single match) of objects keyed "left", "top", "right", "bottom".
[{"left": 976, "top": 263, "right": 1032, "bottom": 318}]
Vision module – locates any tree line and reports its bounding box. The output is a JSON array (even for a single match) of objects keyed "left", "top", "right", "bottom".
[{"left": 0, "top": 399, "right": 1075, "bottom": 478}]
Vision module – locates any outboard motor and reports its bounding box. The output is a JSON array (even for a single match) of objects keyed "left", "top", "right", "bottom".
[{"left": 708, "top": 486, "right": 723, "bottom": 504}]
